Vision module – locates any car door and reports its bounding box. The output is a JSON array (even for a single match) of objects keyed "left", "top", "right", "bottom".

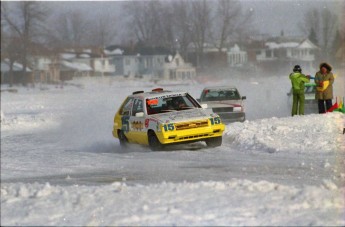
[
  {"left": 117, "top": 97, "right": 134, "bottom": 138},
  {"left": 127, "top": 98, "right": 147, "bottom": 144}
]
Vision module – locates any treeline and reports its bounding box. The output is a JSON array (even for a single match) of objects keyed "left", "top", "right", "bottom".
[{"left": 1, "top": 1, "right": 344, "bottom": 69}]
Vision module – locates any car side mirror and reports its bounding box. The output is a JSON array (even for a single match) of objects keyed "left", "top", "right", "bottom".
[
  {"left": 135, "top": 112, "right": 144, "bottom": 117},
  {"left": 201, "top": 104, "right": 208, "bottom": 109},
  {"left": 242, "top": 96, "right": 246, "bottom": 100}
]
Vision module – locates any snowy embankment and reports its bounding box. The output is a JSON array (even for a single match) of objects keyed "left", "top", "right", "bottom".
[
  {"left": 225, "top": 113, "right": 345, "bottom": 153},
  {"left": 1, "top": 179, "right": 343, "bottom": 226}
]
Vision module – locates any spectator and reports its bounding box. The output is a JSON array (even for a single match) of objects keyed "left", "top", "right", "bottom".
[
  {"left": 289, "top": 65, "right": 310, "bottom": 116},
  {"left": 314, "top": 62, "right": 334, "bottom": 113}
]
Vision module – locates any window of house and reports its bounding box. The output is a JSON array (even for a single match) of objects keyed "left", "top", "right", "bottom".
[
  {"left": 175, "top": 58, "right": 179, "bottom": 66},
  {"left": 265, "top": 50, "right": 272, "bottom": 58}
]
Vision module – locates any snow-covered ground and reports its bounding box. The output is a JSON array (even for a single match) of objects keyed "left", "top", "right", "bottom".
[{"left": 1, "top": 76, "right": 344, "bottom": 226}]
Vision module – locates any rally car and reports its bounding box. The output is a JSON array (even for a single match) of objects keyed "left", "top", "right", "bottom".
[
  {"left": 112, "top": 88, "right": 225, "bottom": 151},
  {"left": 197, "top": 86, "right": 246, "bottom": 123}
]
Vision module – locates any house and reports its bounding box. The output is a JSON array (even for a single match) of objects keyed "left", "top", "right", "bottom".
[
  {"left": 187, "top": 42, "right": 228, "bottom": 68},
  {"left": 0, "top": 60, "right": 32, "bottom": 85},
  {"left": 29, "top": 56, "right": 61, "bottom": 84},
  {"left": 105, "top": 45, "right": 170, "bottom": 79},
  {"left": 60, "top": 50, "right": 115, "bottom": 77},
  {"left": 160, "top": 52, "right": 196, "bottom": 81},
  {"left": 250, "top": 37, "right": 319, "bottom": 72},
  {"left": 59, "top": 60, "right": 92, "bottom": 81},
  {"left": 104, "top": 45, "right": 197, "bottom": 81},
  {"left": 227, "top": 44, "right": 248, "bottom": 67}
]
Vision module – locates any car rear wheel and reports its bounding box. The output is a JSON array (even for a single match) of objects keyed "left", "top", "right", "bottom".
[
  {"left": 148, "top": 131, "right": 163, "bottom": 151},
  {"left": 118, "top": 130, "right": 128, "bottom": 148},
  {"left": 206, "top": 136, "right": 222, "bottom": 148}
]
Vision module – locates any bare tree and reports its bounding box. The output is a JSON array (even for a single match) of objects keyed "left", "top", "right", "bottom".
[
  {"left": 87, "top": 13, "right": 117, "bottom": 48},
  {"left": 300, "top": 7, "right": 339, "bottom": 60},
  {"left": 214, "top": 0, "right": 242, "bottom": 52},
  {"left": 123, "top": 1, "right": 165, "bottom": 47},
  {"left": 299, "top": 8, "right": 320, "bottom": 41},
  {"left": 190, "top": 0, "right": 212, "bottom": 67},
  {"left": 321, "top": 8, "right": 338, "bottom": 57},
  {"left": 48, "top": 10, "right": 89, "bottom": 48},
  {"left": 1, "top": 1, "right": 48, "bottom": 85},
  {"left": 171, "top": 0, "right": 193, "bottom": 58}
]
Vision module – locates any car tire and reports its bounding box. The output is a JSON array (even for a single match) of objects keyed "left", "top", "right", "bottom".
[
  {"left": 118, "top": 130, "right": 128, "bottom": 148},
  {"left": 148, "top": 131, "right": 163, "bottom": 151},
  {"left": 206, "top": 136, "right": 222, "bottom": 148}
]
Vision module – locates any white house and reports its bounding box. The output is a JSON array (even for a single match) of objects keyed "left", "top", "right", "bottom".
[
  {"left": 255, "top": 38, "right": 319, "bottom": 71},
  {"left": 227, "top": 44, "right": 248, "bottom": 67},
  {"left": 160, "top": 52, "right": 196, "bottom": 81}
]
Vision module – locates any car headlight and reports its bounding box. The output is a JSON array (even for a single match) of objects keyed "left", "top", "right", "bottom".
[{"left": 233, "top": 107, "right": 242, "bottom": 112}]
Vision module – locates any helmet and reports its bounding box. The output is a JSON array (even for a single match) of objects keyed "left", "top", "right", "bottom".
[{"left": 293, "top": 65, "right": 302, "bottom": 73}]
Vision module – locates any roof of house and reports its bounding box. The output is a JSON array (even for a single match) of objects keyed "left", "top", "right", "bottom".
[
  {"left": 60, "top": 60, "right": 92, "bottom": 71},
  {"left": 1, "top": 60, "right": 32, "bottom": 72},
  {"left": 265, "top": 37, "right": 319, "bottom": 50},
  {"left": 105, "top": 45, "right": 172, "bottom": 56}
]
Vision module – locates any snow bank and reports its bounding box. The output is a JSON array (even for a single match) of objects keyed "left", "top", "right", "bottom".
[
  {"left": 1, "top": 179, "right": 343, "bottom": 226},
  {"left": 225, "top": 113, "right": 345, "bottom": 153}
]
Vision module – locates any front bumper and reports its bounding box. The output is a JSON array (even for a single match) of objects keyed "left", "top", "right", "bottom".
[{"left": 156, "top": 124, "right": 225, "bottom": 144}]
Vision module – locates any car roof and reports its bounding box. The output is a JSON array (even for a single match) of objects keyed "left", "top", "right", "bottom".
[
  {"left": 203, "top": 86, "right": 238, "bottom": 90},
  {"left": 129, "top": 89, "right": 187, "bottom": 99}
]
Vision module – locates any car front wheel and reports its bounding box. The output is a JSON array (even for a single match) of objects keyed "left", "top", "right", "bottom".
[
  {"left": 206, "top": 136, "right": 222, "bottom": 148},
  {"left": 148, "top": 131, "right": 163, "bottom": 151}
]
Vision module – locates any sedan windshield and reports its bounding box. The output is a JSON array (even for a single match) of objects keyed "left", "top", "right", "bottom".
[
  {"left": 201, "top": 89, "right": 240, "bottom": 101},
  {"left": 146, "top": 93, "right": 200, "bottom": 115}
]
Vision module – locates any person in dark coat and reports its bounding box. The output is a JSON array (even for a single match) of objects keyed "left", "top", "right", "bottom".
[{"left": 314, "top": 62, "right": 334, "bottom": 113}]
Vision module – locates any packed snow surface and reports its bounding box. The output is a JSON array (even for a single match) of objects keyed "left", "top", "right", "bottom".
[{"left": 1, "top": 76, "right": 344, "bottom": 226}]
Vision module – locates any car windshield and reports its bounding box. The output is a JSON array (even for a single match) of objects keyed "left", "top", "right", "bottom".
[
  {"left": 201, "top": 89, "right": 240, "bottom": 101},
  {"left": 305, "top": 85, "right": 316, "bottom": 94},
  {"left": 146, "top": 93, "right": 199, "bottom": 115}
]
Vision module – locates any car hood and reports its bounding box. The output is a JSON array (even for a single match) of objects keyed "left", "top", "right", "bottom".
[
  {"left": 200, "top": 100, "right": 243, "bottom": 108},
  {"left": 150, "top": 108, "right": 217, "bottom": 124}
]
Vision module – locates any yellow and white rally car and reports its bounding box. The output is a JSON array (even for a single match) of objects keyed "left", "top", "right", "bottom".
[{"left": 112, "top": 88, "right": 225, "bottom": 151}]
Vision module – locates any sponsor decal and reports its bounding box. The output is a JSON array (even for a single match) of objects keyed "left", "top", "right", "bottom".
[
  {"left": 131, "top": 121, "right": 144, "bottom": 131},
  {"left": 121, "top": 116, "right": 130, "bottom": 132},
  {"left": 147, "top": 93, "right": 185, "bottom": 101},
  {"left": 147, "top": 99, "right": 158, "bottom": 105},
  {"left": 145, "top": 119, "right": 149, "bottom": 128}
]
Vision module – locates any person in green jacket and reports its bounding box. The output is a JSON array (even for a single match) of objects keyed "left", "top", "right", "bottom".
[
  {"left": 289, "top": 65, "right": 310, "bottom": 116},
  {"left": 314, "top": 62, "right": 334, "bottom": 113}
]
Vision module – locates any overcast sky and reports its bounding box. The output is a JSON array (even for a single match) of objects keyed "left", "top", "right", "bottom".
[{"left": 243, "top": 0, "right": 342, "bottom": 36}]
